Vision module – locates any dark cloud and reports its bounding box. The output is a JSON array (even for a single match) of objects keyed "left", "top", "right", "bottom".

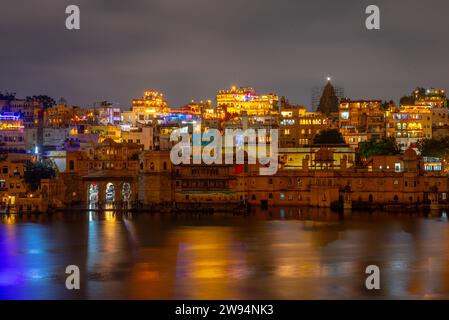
[{"left": 0, "top": 0, "right": 448, "bottom": 109}]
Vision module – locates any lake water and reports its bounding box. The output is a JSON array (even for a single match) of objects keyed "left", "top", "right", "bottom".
[{"left": 1, "top": 208, "right": 449, "bottom": 299}]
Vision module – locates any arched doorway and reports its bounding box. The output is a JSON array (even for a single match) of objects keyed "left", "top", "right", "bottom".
[
  {"left": 122, "top": 183, "right": 131, "bottom": 202},
  {"left": 88, "top": 183, "right": 99, "bottom": 205},
  {"left": 105, "top": 183, "right": 115, "bottom": 202}
]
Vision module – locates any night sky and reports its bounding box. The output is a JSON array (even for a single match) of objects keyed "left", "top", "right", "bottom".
[{"left": 1, "top": 0, "right": 448, "bottom": 109}]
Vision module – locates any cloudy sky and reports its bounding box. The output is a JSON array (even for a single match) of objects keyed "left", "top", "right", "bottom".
[{"left": 1, "top": 0, "right": 448, "bottom": 109}]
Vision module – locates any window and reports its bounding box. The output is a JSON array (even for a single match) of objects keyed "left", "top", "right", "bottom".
[
  {"left": 268, "top": 193, "right": 273, "bottom": 199},
  {"left": 69, "top": 160, "right": 75, "bottom": 171},
  {"left": 2, "top": 167, "right": 8, "bottom": 174}
]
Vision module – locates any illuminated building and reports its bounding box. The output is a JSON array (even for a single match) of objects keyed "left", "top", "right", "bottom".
[
  {"left": 0, "top": 112, "right": 25, "bottom": 153},
  {"left": 431, "top": 107, "right": 449, "bottom": 140},
  {"left": 61, "top": 139, "right": 142, "bottom": 206},
  {"left": 279, "top": 106, "right": 330, "bottom": 147},
  {"left": 339, "top": 99, "right": 385, "bottom": 147},
  {"left": 414, "top": 87, "right": 447, "bottom": 108},
  {"left": 94, "top": 102, "right": 121, "bottom": 125},
  {"left": 0, "top": 154, "right": 28, "bottom": 206},
  {"left": 279, "top": 146, "right": 355, "bottom": 170},
  {"left": 0, "top": 99, "right": 42, "bottom": 129},
  {"left": 386, "top": 105, "right": 432, "bottom": 151},
  {"left": 216, "top": 86, "right": 279, "bottom": 116},
  {"left": 131, "top": 90, "right": 170, "bottom": 124},
  {"left": 86, "top": 125, "right": 122, "bottom": 143},
  {"left": 121, "top": 126, "right": 154, "bottom": 150},
  {"left": 45, "top": 104, "right": 91, "bottom": 128},
  {"left": 173, "top": 164, "right": 243, "bottom": 209},
  {"left": 244, "top": 148, "right": 448, "bottom": 208},
  {"left": 138, "top": 150, "right": 173, "bottom": 205}
]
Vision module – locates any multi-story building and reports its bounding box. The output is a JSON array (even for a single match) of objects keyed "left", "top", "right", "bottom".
[
  {"left": 60, "top": 139, "right": 142, "bottom": 206},
  {"left": 0, "top": 154, "right": 27, "bottom": 204},
  {"left": 45, "top": 104, "right": 92, "bottom": 128},
  {"left": 0, "top": 99, "right": 42, "bottom": 129},
  {"left": 279, "top": 106, "right": 330, "bottom": 147},
  {"left": 216, "top": 86, "right": 279, "bottom": 117},
  {"left": 94, "top": 103, "right": 121, "bottom": 125},
  {"left": 85, "top": 125, "right": 121, "bottom": 143},
  {"left": 414, "top": 87, "right": 447, "bottom": 108},
  {"left": 244, "top": 148, "right": 448, "bottom": 208},
  {"left": 0, "top": 112, "right": 26, "bottom": 153},
  {"left": 431, "top": 107, "right": 449, "bottom": 140},
  {"left": 130, "top": 90, "right": 170, "bottom": 125},
  {"left": 121, "top": 126, "right": 154, "bottom": 150},
  {"left": 386, "top": 105, "right": 432, "bottom": 150},
  {"left": 339, "top": 99, "right": 385, "bottom": 147}
]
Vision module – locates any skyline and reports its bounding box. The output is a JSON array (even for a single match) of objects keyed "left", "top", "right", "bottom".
[{"left": 1, "top": 0, "right": 449, "bottom": 108}]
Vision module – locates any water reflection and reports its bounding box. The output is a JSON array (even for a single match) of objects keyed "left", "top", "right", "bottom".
[{"left": 0, "top": 208, "right": 449, "bottom": 299}]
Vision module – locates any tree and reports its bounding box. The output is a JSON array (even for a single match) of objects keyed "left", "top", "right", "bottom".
[
  {"left": 313, "top": 129, "right": 345, "bottom": 145},
  {"left": 358, "top": 138, "right": 401, "bottom": 159},
  {"left": 381, "top": 100, "right": 395, "bottom": 111},
  {"left": 26, "top": 95, "right": 56, "bottom": 109},
  {"left": 417, "top": 137, "right": 449, "bottom": 158},
  {"left": 24, "top": 160, "right": 57, "bottom": 191},
  {"left": 399, "top": 95, "right": 415, "bottom": 105},
  {"left": 0, "top": 92, "right": 16, "bottom": 101}
]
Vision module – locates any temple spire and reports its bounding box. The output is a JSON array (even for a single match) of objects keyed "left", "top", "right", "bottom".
[{"left": 317, "top": 77, "right": 339, "bottom": 115}]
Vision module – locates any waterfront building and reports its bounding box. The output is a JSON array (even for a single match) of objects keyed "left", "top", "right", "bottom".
[
  {"left": 279, "top": 145, "right": 355, "bottom": 170},
  {"left": 0, "top": 154, "right": 28, "bottom": 206},
  {"left": 61, "top": 139, "right": 142, "bottom": 206},
  {"left": 245, "top": 148, "right": 448, "bottom": 208},
  {"left": 138, "top": 150, "right": 173, "bottom": 205},
  {"left": 173, "top": 163, "right": 243, "bottom": 209},
  {"left": 339, "top": 99, "right": 385, "bottom": 147}
]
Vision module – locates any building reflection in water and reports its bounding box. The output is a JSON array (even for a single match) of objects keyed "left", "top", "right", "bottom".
[{"left": 1, "top": 208, "right": 449, "bottom": 299}]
